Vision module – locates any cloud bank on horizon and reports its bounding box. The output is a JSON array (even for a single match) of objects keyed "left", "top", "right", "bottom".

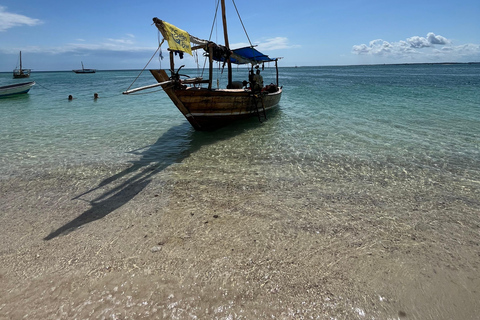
[{"left": 352, "top": 33, "right": 480, "bottom": 62}]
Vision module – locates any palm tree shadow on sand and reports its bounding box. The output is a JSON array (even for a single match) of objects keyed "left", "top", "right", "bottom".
[{"left": 43, "top": 119, "right": 264, "bottom": 241}]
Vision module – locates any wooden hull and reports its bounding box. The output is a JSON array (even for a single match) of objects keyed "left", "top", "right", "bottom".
[
  {"left": 73, "top": 69, "right": 96, "bottom": 74},
  {"left": 13, "top": 52, "right": 30, "bottom": 78},
  {"left": 151, "top": 69, "right": 282, "bottom": 130},
  {"left": 13, "top": 71, "right": 30, "bottom": 79},
  {"left": 0, "top": 81, "right": 35, "bottom": 97}
]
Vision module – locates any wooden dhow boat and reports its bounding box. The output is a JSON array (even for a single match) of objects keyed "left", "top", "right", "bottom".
[
  {"left": 124, "top": 0, "right": 282, "bottom": 131},
  {"left": 13, "top": 51, "right": 31, "bottom": 79},
  {"left": 73, "top": 61, "right": 96, "bottom": 74}
]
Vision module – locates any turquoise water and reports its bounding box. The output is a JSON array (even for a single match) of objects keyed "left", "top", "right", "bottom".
[
  {"left": 1, "top": 64, "right": 480, "bottom": 318},
  {"left": 1, "top": 65, "right": 479, "bottom": 183}
]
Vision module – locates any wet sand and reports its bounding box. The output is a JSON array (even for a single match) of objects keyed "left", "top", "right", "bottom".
[{"left": 1, "top": 158, "right": 479, "bottom": 319}]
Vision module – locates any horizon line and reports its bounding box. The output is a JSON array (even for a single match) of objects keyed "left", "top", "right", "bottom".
[{"left": 1, "top": 61, "right": 479, "bottom": 73}]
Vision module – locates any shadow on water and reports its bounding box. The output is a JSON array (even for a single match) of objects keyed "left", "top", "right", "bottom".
[{"left": 43, "top": 118, "right": 265, "bottom": 241}]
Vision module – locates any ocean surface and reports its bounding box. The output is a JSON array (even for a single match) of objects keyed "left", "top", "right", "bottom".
[
  {"left": 1, "top": 64, "right": 479, "bottom": 182},
  {"left": 1, "top": 64, "right": 480, "bottom": 319}
]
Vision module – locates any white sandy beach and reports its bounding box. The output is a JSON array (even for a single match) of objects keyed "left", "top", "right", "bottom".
[{"left": 1, "top": 156, "right": 479, "bottom": 319}]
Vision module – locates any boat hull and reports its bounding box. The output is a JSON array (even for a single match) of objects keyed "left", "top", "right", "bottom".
[
  {"left": 13, "top": 52, "right": 30, "bottom": 78},
  {"left": 73, "top": 69, "right": 96, "bottom": 74},
  {"left": 0, "top": 82, "right": 35, "bottom": 97},
  {"left": 151, "top": 69, "right": 282, "bottom": 130},
  {"left": 13, "top": 69, "right": 31, "bottom": 79}
]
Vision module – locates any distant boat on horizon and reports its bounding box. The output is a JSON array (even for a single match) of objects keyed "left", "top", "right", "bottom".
[
  {"left": 73, "top": 62, "right": 96, "bottom": 74},
  {"left": 13, "top": 51, "right": 31, "bottom": 79}
]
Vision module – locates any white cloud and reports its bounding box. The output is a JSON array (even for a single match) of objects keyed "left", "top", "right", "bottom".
[
  {"left": 7, "top": 34, "right": 294, "bottom": 58},
  {"left": 105, "top": 37, "right": 135, "bottom": 45},
  {"left": 258, "top": 37, "right": 298, "bottom": 50},
  {"left": 406, "top": 32, "right": 450, "bottom": 48},
  {"left": 406, "top": 35, "right": 431, "bottom": 48},
  {"left": 352, "top": 32, "right": 479, "bottom": 61},
  {"left": 79, "top": 35, "right": 143, "bottom": 51},
  {"left": 0, "top": 34, "right": 151, "bottom": 55},
  {"left": 426, "top": 32, "right": 449, "bottom": 45},
  {"left": 231, "top": 37, "right": 299, "bottom": 51},
  {"left": 0, "top": 6, "right": 42, "bottom": 32}
]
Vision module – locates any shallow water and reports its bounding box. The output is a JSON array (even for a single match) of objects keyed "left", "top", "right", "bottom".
[
  {"left": 0, "top": 64, "right": 479, "bottom": 319},
  {"left": 1, "top": 65, "right": 479, "bottom": 181}
]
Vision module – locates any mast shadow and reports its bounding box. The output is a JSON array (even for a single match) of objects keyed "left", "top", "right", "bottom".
[{"left": 44, "top": 120, "right": 255, "bottom": 241}]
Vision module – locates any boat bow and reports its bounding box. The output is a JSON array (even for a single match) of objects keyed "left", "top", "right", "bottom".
[{"left": 126, "top": 1, "right": 283, "bottom": 131}]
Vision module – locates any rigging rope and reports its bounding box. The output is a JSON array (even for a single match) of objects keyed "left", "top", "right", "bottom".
[
  {"left": 209, "top": 0, "right": 221, "bottom": 42},
  {"left": 124, "top": 42, "right": 162, "bottom": 93},
  {"left": 231, "top": 0, "right": 253, "bottom": 48}
]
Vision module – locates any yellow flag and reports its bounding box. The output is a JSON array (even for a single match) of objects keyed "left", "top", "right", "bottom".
[{"left": 163, "top": 21, "right": 192, "bottom": 55}]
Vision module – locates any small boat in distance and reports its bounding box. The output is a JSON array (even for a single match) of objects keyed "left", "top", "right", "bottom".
[
  {"left": 73, "top": 62, "right": 96, "bottom": 74},
  {"left": 0, "top": 81, "right": 35, "bottom": 98},
  {"left": 123, "top": 0, "right": 282, "bottom": 131},
  {"left": 13, "top": 51, "right": 31, "bottom": 79}
]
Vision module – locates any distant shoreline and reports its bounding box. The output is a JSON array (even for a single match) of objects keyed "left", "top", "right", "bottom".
[
  {"left": 293, "top": 61, "right": 480, "bottom": 68},
  {"left": 350, "top": 61, "right": 480, "bottom": 66}
]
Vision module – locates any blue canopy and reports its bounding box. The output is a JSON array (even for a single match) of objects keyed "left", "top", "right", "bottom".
[
  {"left": 212, "top": 46, "right": 277, "bottom": 65},
  {"left": 231, "top": 47, "right": 277, "bottom": 64}
]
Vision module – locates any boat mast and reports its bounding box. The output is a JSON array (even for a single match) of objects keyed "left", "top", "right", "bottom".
[
  {"left": 220, "top": 0, "right": 233, "bottom": 88},
  {"left": 19, "top": 51, "right": 23, "bottom": 74}
]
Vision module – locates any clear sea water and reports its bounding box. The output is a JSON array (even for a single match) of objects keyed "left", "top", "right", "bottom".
[
  {"left": 1, "top": 64, "right": 479, "bottom": 183},
  {"left": 1, "top": 64, "right": 480, "bottom": 319}
]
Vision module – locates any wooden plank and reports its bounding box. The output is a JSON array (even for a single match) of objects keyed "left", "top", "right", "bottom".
[
  {"left": 150, "top": 69, "right": 203, "bottom": 130},
  {"left": 122, "top": 80, "right": 173, "bottom": 94},
  {"left": 150, "top": 70, "right": 190, "bottom": 115}
]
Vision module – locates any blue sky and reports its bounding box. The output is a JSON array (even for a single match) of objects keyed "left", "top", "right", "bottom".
[{"left": 1, "top": 0, "right": 479, "bottom": 71}]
